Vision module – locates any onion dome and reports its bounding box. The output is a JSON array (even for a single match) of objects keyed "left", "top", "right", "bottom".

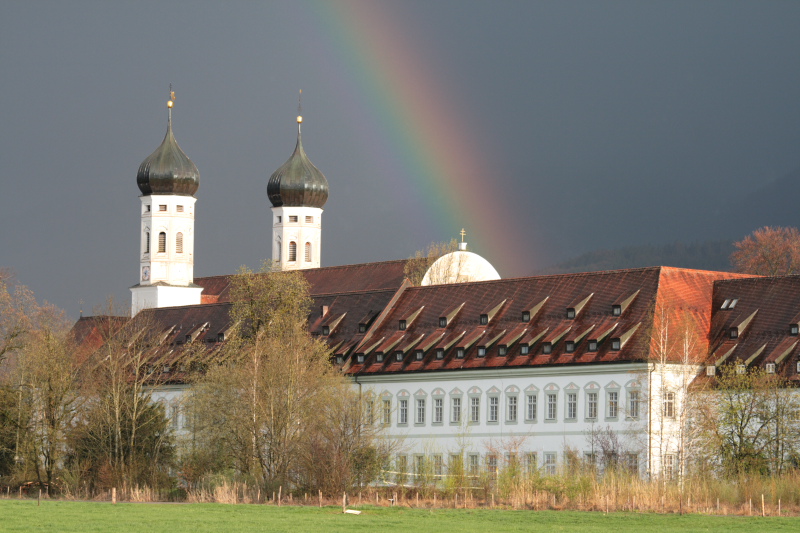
[
  {"left": 267, "top": 115, "right": 328, "bottom": 208},
  {"left": 137, "top": 100, "right": 200, "bottom": 197}
]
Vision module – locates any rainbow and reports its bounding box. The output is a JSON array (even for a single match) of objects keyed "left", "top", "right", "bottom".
[{"left": 301, "top": 0, "right": 531, "bottom": 277}]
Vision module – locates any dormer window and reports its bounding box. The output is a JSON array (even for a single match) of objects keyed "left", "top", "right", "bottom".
[
  {"left": 376, "top": 352, "right": 384, "bottom": 362},
  {"left": 395, "top": 351, "right": 403, "bottom": 362},
  {"left": 520, "top": 344, "right": 530, "bottom": 355},
  {"left": 706, "top": 365, "right": 716, "bottom": 376},
  {"left": 797, "top": 361, "right": 800, "bottom": 373},
  {"left": 185, "top": 335, "right": 192, "bottom": 343},
  {"left": 612, "top": 305, "right": 622, "bottom": 316},
  {"left": 588, "top": 340, "right": 598, "bottom": 352},
  {"left": 521, "top": 311, "right": 530, "bottom": 322},
  {"left": 439, "top": 317, "right": 447, "bottom": 328},
  {"left": 322, "top": 326, "right": 330, "bottom": 336},
  {"left": 217, "top": 333, "right": 225, "bottom": 342},
  {"left": 791, "top": 324, "right": 799, "bottom": 336},
  {"left": 477, "top": 346, "right": 486, "bottom": 357},
  {"left": 399, "top": 320, "right": 407, "bottom": 331},
  {"left": 542, "top": 342, "right": 552, "bottom": 354},
  {"left": 766, "top": 363, "right": 776, "bottom": 374},
  {"left": 415, "top": 350, "right": 424, "bottom": 361},
  {"left": 356, "top": 354, "right": 365, "bottom": 364},
  {"left": 456, "top": 348, "right": 465, "bottom": 358},
  {"left": 736, "top": 364, "right": 745, "bottom": 375},
  {"left": 566, "top": 309, "right": 576, "bottom": 319},
  {"left": 480, "top": 314, "right": 488, "bottom": 325},
  {"left": 611, "top": 338, "right": 621, "bottom": 351},
  {"left": 729, "top": 327, "right": 738, "bottom": 339},
  {"left": 565, "top": 341, "right": 575, "bottom": 353},
  {"left": 498, "top": 345, "right": 507, "bottom": 356},
  {"left": 435, "top": 348, "right": 444, "bottom": 360},
  {"left": 358, "top": 323, "right": 367, "bottom": 334},
  {"left": 335, "top": 355, "right": 343, "bottom": 365}
]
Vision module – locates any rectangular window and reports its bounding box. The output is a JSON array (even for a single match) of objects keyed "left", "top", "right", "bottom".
[
  {"left": 171, "top": 404, "right": 180, "bottom": 429},
  {"left": 526, "top": 394, "right": 537, "bottom": 421},
  {"left": 567, "top": 392, "right": 577, "bottom": 420},
  {"left": 176, "top": 205, "right": 184, "bottom": 212},
  {"left": 415, "top": 455, "right": 425, "bottom": 476},
  {"left": 628, "top": 391, "right": 640, "bottom": 419},
  {"left": 159, "top": 204, "right": 167, "bottom": 211},
  {"left": 436, "top": 348, "right": 444, "bottom": 359},
  {"left": 470, "top": 397, "right": 480, "bottom": 423},
  {"left": 305, "top": 215, "right": 313, "bottom": 223},
  {"left": 277, "top": 216, "right": 281, "bottom": 223},
  {"left": 289, "top": 215, "right": 298, "bottom": 222},
  {"left": 588, "top": 340, "right": 598, "bottom": 351},
  {"left": 507, "top": 395, "right": 518, "bottom": 422},
  {"left": 416, "top": 398, "right": 425, "bottom": 424},
  {"left": 625, "top": 453, "right": 639, "bottom": 474},
  {"left": 486, "top": 455, "right": 498, "bottom": 479},
  {"left": 145, "top": 205, "right": 151, "bottom": 212},
  {"left": 524, "top": 452, "right": 537, "bottom": 475},
  {"left": 546, "top": 393, "right": 557, "bottom": 420},
  {"left": 398, "top": 399, "right": 408, "bottom": 425},
  {"left": 663, "top": 392, "right": 675, "bottom": 419},
  {"left": 587, "top": 392, "right": 598, "bottom": 420},
  {"left": 607, "top": 391, "right": 619, "bottom": 418},
  {"left": 664, "top": 454, "right": 675, "bottom": 480},
  {"left": 488, "top": 396, "right": 499, "bottom": 422},
  {"left": 382, "top": 399, "right": 391, "bottom": 425},
  {"left": 451, "top": 397, "right": 461, "bottom": 423},
  {"left": 520, "top": 344, "right": 530, "bottom": 355},
  {"left": 365, "top": 400, "right": 374, "bottom": 425},
  {"left": 433, "top": 454, "right": 443, "bottom": 476},
  {"left": 468, "top": 454, "right": 480, "bottom": 476},
  {"left": 433, "top": 398, "right": 443, "bottom": 423},
  {"left": 544, "top": 452, "right": 557, "bottom": 476}
]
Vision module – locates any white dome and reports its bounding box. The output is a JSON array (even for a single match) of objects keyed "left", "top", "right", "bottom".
[{"left": 420, "top": 251, "right": 501, "bottom": 286}]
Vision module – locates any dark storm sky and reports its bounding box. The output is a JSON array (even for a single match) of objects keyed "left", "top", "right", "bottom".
[{"left": 2, "top": 1, "right": 799, "bottom": 318}]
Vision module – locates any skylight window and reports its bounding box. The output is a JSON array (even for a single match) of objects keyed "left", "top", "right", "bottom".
[
  {"left": 729, "top": 299, "right": 738, "bottom": 309},
  {"left": 721, "top": 299, "right": 731, "bottom": 309}
]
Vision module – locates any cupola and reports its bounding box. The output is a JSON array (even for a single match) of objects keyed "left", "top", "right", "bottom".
[
  {"left": 136, "top": 97, "right": 200, "bottom": 197},
  {"left": 267, "top": 113, "right": 328, "bottom": 208}
]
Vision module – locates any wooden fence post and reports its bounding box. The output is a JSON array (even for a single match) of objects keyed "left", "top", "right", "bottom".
[
  {"left": 318, "top": 490, "right": 322, "bottom": 508},
  {"left": 112, "top": 487, "right": 116, "bottom": 505},
  {"left": 278, "top": 486, "right": 282, "bottom": 507}
]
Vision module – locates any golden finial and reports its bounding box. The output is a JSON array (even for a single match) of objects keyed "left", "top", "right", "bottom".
[
  {"left": 167, "top": 83, "right": 175, "bottom": 108},
  {"left": 297, "top": 89, "right": 303, "bottom": 123},
  {"left": 460, "top": 228, "right": 466, "bottom": 243}
]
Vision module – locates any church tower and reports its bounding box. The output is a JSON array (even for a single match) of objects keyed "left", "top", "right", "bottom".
[
  {"left": 130, "top": 92, "right": 202, "bottom": 316},
  {"left": 267, "top": 104, "right": 329, "bottom": 270}
]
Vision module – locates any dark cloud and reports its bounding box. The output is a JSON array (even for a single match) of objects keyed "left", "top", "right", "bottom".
[{"left": 1, "top": 1, "right": 799, "bottom": 316}]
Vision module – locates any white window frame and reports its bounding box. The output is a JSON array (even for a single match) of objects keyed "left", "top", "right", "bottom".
[
  {"left": 507, "top": 394, "right": 518, "bottom": 423},
  {"left": 416, "top": 398, "right": 426, "bottom": 425},
  {"left": 546, "top": 392, "right": 557, "bottom": 421},
  {"left": 451, "top": 396, "right": 462, "bottom": 424},
  {"left": 587, "top": 391, "right": 598, "bottom": 420},
  {"left": 398, "top": 399, "right": 408, "bottom": 425},
  {"left": 433, "top": 397, "right": 443, "bottom": 424},
  {"left": 566, "top": 392, "right": 577, "bottom": 420},
  {"left": 526, "top": 393, "right": 537, "bottom": 422},
  {"left": 607, "top": 390, "right": 619, "bottom": 419},
  {"left": 470, "top": 396, "right": 480, "bottom": 423},
  {"left": 488, "top": 395, "right": 499, "bottom": 423}
]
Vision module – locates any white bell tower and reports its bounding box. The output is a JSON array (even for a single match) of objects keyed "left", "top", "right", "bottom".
[
  {"left": 131, "top": 91, "right": 202, "bottom": 315},
  {"left": 267, "top": 96, "right": 329, "bottom": 271}
]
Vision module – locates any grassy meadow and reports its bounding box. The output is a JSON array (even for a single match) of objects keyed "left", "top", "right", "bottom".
[{"left": 2, "top": 500, "right": 800, "bottom": 533}]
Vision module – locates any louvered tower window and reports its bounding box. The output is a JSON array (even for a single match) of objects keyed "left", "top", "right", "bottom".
[
  {"left": 176, "top": 232, "right": 184, "bottom": 254},
  {"left": 145, "top": 232, "right": 150, "bottom": 254},
  {"left": 158, "top": 232, "right": 166, "bottom": 253},
  {"left": 305, "top": 242, "right": 312, "bottom": 262},
  {"left": 289, "top": 241, "right": 297, "bottom": 261}
]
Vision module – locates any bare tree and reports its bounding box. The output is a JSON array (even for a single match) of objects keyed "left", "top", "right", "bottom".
[
  {"left": 404, "top": 239, "right": 459, "bottom": 286},
  {"left": 731, "top": 226, "right": 800, "bottom": 276}
]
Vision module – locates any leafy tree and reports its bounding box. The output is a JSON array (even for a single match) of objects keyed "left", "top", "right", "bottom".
[
  {"left": 731, "top": 226, "right": 800, "bottom": 276},
  {"left": 690, "top": 365, "right": 800, "bottom": 477},
  {"left": 189, "top": 263, "right": 385, "bottom": 492}
]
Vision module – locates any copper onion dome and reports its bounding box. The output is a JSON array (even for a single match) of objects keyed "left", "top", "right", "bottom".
[
  {"left": 267, "top": 116, "right": 328, "bottom": 208},
  {"left": 137, "top": 101, "right": 200, "bottom": 197}
]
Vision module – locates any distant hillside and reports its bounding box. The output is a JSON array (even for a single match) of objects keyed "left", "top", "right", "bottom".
[{"left": 536, "top": 240, "right": 735, "bottom": 275}]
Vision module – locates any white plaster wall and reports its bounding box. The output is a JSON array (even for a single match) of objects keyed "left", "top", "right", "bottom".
[
  {"left": 271, "top": 206, "right": 323, "bottom": 270},
  {"left": 139, "top": 195, "right": 197, "bottom": 286},
  {"left": 130, "top": 284, "right": 202, "bottom": 316},
  {"left": 355, "top": 363, "right": 653, "bottom": 475}
]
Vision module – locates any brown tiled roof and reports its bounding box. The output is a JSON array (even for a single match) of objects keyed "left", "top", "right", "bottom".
[
  {"left": 194, "top": 259, "right": 409, "bottom": 303},
  {"left": 710, "top": 275, "right": 800, "bottom": 381},
  {"left": 345, "top": 267, "right": 747, "bottom": 376}
]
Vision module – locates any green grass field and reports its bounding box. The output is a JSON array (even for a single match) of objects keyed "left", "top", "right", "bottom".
[{"left": 1, "top": 500, "right": 798, "bottom": 533}]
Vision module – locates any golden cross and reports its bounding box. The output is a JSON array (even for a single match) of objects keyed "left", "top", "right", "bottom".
[{"left": 460, "top": 228, "right": 466, "bottom": 242}]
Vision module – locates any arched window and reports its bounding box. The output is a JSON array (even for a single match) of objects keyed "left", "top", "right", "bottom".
[
  {"left": 305, "top": 242, "right": 312, "bottom": 262},
  {"left": 288, "top": 241, "right": 297, "bottom": 262},
  {"left": 145, "top": 232, "right": 150, "bottom": 254},
  {"left": 158, "top": 232, "right": 166, "bottom": 253},
  {"left": 276, "top": 238, "right": 281, "bottom": 262},
  {"left": 176, "top": 232, "right": 184, "bottom": 254}
]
